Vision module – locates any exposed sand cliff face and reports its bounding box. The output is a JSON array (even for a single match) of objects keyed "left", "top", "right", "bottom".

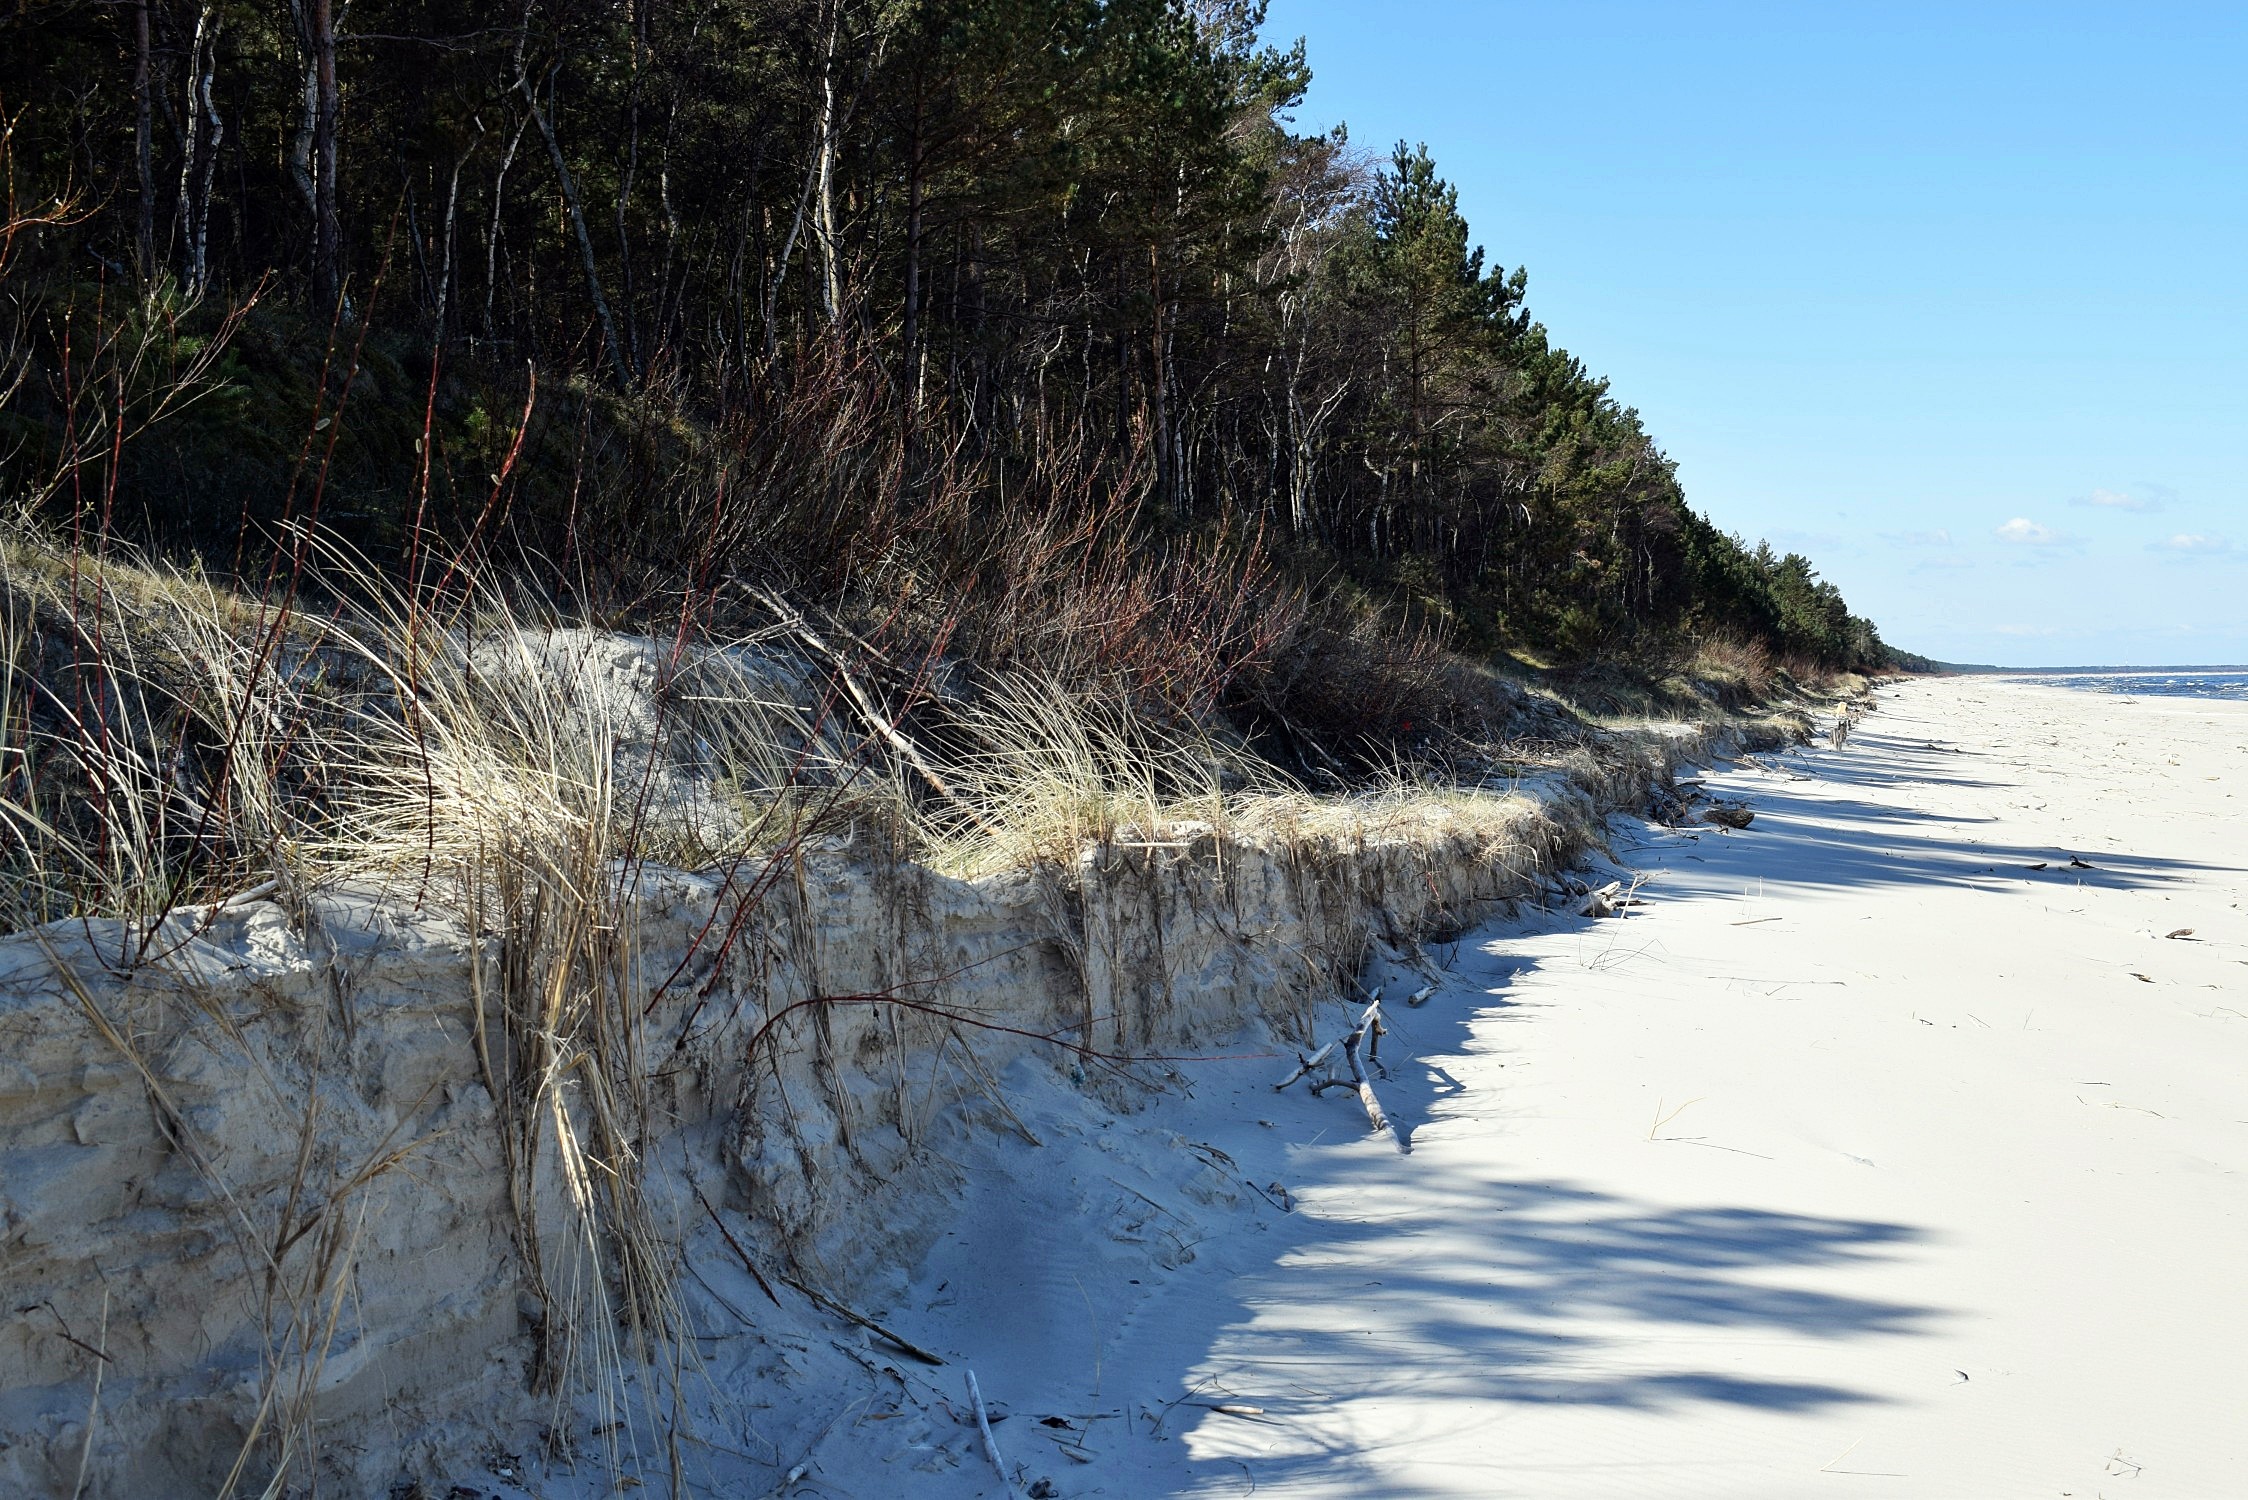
[{"left": 0, "top": 712, "right": 1752, "bottom": 1496}]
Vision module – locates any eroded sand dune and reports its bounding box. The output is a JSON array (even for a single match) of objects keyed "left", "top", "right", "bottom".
[{"left": 14, "top": 678, "right": 2242, "bottom": 1497}]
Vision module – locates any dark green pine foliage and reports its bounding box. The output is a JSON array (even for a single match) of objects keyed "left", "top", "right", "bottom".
[{"left": 0, "top": 0, "right": 1888, "bottom": 671}]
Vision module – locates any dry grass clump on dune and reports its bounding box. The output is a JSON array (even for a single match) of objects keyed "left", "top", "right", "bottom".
[
  {"left": 0, "top": 534, "right": 307, "bottom": 934},
  {"left": 1683, "top": 631, "right": 1874, "bottom": 709},
  {"left": 0, "top": 533, "right": 749, "bottom": 1482},
  {"left": 917, "top": 672, "right": 1561, "bottom": 889},
  {"left": 1688, "top": 633, "right": 1778, "bottom": 702},
  {"left": 1239, "top": 775, "right": 1561, "bottom": 913},
  {"left": 0, "top": 531, "right": 862, "bottom": 931}
]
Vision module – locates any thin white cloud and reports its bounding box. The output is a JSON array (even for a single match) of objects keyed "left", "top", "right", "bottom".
[
  {"left": 2150, "top": 533, "right": 2231, "bottom": 555},
  {"left": 2071, "top": 483, "right": 2172, "bottom": 512},
  {"left": 2059, "top": 494, "right": 2149, "bottom": 519},
  {"left": 1995, "top": 517, "right": 2071, "bottom": 546},
  {"left": 1881, "top": 528, "right": 1952, "bottom": 547}
]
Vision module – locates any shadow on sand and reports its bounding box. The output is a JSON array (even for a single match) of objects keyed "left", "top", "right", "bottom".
[
  {"left": 1131, "top": 971, "right": 1936, "bottom": 1496},
  {"left": 1637, "top": 727, "right": 2239, "bottom": 899}
]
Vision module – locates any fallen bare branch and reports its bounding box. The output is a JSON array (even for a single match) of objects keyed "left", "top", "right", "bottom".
[{"left": 967, "top": 1370, "right": 1021, "bottom": 1498}]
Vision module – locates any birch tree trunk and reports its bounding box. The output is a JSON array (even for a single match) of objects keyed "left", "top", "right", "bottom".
[
  {"left": 522, "top": 67, "right": 634, "bottom": 390},
  {"left": 176, "top": 5, "right": 225, "bottom": 297},
  {"left": 312, "top": 0, "right": 340, "bottom": 313},
  {"left": 133, "top": 0, "right": 154, "bottom": 279},
  {"left": 287, "top": 0, "right": 344, "bottom": 314},
  {"left": 813, "top": 0, "right": 842, "bottom": 323}
]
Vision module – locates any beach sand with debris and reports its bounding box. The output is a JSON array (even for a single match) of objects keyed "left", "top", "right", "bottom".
[{"left": 852, "top": 677, "right": 2248, "bottom": 1499}]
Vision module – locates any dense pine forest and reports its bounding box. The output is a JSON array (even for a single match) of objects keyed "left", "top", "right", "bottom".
[{"left": 0, "top": 0, "right": 1890, "bottom": 741}]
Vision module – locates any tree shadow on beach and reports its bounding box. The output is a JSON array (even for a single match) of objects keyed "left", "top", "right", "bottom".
[
  {"left": 1635, "top": 736, "right": 2239, "bottom": 900},
  {"left": 1652, "top": 800, "right": 2220, "bottom": 896},
  {"left": 1108, "top": 963, "right": 1941, "bottom": 1499},
  {"left": 1130, "top": 1140, "right": 1933, "bottom": 1498},
  {"left": 1781, "top": 727, "right": 2009, "bottom": 792}
]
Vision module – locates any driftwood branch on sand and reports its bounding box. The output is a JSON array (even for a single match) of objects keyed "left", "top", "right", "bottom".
[
  {"left": 1550, "top": 872, "right": 1651, "bottom": 918},
  {"left": 967, "top": 1369, "right": 1022, "bottom": 1498},
  {"left": 1650, "top": 774, "right": 1755, "bottom": 831},
  {"left": 1276, "top": 994, "right": 1394, "bottom": 1141},
  {"left": 1700, "top": 801, "right": 1755, "bottom": 830},
  {"left": 1341, "top": 1024, "right": 1389, "bottom": 1135}
]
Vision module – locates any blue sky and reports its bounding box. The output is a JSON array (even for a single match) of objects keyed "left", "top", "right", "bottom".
[{"left": 1260, "top": 1, "right": 2248, "bottom": 665}]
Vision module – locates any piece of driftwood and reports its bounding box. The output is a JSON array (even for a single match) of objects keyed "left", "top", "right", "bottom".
[
  {"left": 967, "top": 1370, "right": 1020, "bottom": 1498},
  {"left": 1274, "top": 989, "right": 1380, "bottom": 1087},
  {"left": 1577, "top": 874, "right": 1649, "bottom": 918},
  {"left": 1578, "top": 880, "right": 1623, "bottom": 917},
  {"left": 754, "top": 586, "right": 991, "bottom": 831},
  {"left": 1275, "top": 996, "right": 1393, "bottom": 1139},
  {"left": 218, "top": 877, "right": 281, "bottom": 908},
  {"left": 1651, "top": 773, "right": 1721, "bottom": 825},
  {"left": 1406, "top": 984, "right": 1436, "bottom": 1007},
  {"left": 1272, "top": 1040, "right": 1338, "bottom": 1092},
  {"left": 1342, "top": 1027, "right": 1389, "bottom": 1135}
]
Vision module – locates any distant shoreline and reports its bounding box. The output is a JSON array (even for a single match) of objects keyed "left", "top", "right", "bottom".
[{"left": 1941, "top": 662, "right": 2248, "bottom": 675}]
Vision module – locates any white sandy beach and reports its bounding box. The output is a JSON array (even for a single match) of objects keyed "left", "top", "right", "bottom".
[{"left": 824, "top": 675, "right": 2248, "bottom": 1500}]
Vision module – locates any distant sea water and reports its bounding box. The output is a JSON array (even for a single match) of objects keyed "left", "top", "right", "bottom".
[{"left": 2014, "top": 668, "right": 2248, "bottom": 702}]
